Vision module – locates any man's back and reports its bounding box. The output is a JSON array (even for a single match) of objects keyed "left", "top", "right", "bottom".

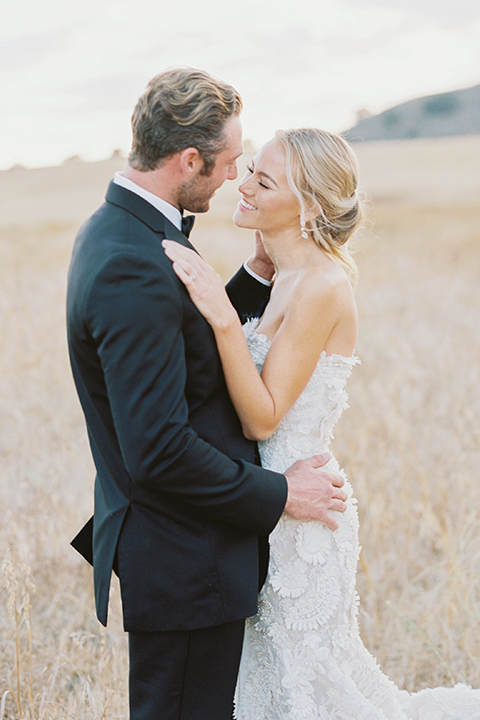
[{"left": 67, "top": 184, "right": 286, "bottom": 631}]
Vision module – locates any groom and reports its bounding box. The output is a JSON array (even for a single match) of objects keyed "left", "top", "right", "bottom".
[{"left": 67, "top": 67, "right": 347, "bottom": 720}]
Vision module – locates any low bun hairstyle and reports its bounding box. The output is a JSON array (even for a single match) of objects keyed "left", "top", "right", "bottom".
[{"left": 275, "top": 128, "right": 362, "bottom": 278}]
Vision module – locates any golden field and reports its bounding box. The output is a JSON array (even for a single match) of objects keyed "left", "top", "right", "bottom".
[{"left": 1, "top": 134, "right": 480, "bottom": 718}]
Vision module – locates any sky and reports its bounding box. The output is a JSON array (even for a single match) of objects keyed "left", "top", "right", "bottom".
[{"left": 1, "top": 0, "right": 480, "bottom": 169}]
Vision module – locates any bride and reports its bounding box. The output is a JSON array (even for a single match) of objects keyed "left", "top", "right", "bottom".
[{"left": 163, "top": 128, "right": 480, "bottom": 719}]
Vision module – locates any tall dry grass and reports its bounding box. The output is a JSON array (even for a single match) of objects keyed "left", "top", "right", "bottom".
[
  {"left": 0, "top": 161, "right": 128, "bottom": 718},
  {"left": 1, "top": 136, "right": 480, "bottom": 717}
]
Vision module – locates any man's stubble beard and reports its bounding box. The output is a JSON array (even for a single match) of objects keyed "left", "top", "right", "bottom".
[{"left": 177, "top": 172, "right": 216, "bottom": 215}]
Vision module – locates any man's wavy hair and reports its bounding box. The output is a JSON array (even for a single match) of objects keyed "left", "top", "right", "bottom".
[{"left": 128, "top": 67, "right": 243, "bottom": 175}]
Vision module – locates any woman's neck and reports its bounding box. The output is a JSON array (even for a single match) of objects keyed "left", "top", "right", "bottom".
[{"left": 262, "top": 228, "right": 325, "bottom": 276}]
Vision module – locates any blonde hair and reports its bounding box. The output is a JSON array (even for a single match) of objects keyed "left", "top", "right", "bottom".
[{"left": 276, "top": 128, "right": 361, "bottom": 278}]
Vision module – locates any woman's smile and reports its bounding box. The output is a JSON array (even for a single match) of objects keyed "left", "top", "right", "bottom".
[
  {"left": 233, "top": 139, "right": 302, "bottom": 235},
  {"left": 238, "top": 197, "right": 258, "bottom": 211}
]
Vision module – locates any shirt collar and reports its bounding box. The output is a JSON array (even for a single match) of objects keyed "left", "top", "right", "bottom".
[{"left": 113, "top": 172, "right": 182, "bottom": 231}]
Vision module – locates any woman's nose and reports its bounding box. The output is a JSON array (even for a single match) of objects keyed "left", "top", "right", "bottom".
[{"left": 238, "top": 172, "right": 253, "bottom": 194}]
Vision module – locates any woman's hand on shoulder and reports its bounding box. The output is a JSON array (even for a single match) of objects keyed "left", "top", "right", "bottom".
[{"left": 162, "top": 240, "right": 238, "bottom": 330}]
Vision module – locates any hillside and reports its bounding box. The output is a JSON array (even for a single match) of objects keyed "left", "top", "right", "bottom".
[
  {"left": 0, "top": 136, "right": 480, "bottom": 717},
  {"left": 344, "top": 83, "right": 480, "bottom": 142}
]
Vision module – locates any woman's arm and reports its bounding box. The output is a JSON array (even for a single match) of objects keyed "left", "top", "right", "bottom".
[{"left": 162, "top": 240, "right": 352, "bottom": 440}]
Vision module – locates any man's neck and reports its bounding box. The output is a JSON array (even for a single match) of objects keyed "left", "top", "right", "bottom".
[{"left": 121, "top": 163, "right": 181, "bottom": 209}]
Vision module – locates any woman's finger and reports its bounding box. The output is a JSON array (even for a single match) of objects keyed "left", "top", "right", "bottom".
[
  {"left": 162, "top": 239, "right": 199, "bottom": 264},
  {"left": 163, "top": 240, "right": 207, "bottom": 279},
  {"left": 163, "top": 246, "right": 195, "bottom": 276},
  {"left": 171, "top": 260, "right": 197, "bottom": 286}
]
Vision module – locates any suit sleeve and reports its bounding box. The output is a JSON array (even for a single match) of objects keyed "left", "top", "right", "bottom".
[
  {"left": 226, "top": 265, "right": 271, "bottom": 323},
  {"left": 86, "top": 251, "right": 286, "bottom": 536}
]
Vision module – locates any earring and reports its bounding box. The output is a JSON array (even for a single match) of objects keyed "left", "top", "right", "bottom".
[{"left": 300, "top": 220, "right": 308, "bottom": 239}]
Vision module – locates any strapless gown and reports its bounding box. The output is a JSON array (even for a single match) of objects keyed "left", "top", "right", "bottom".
[{"left": 234, "top": 318, "right": 480, "bottom": 720}]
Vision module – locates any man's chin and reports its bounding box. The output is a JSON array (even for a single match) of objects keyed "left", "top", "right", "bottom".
[
  {"left": 177, "top": 184, "right": 213, "bottom": 214},
  {"left": 185, "top": 200, "right": 211, "bottom": 214}
]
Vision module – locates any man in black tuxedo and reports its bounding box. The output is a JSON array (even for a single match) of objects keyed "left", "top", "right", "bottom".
[{"left": 67, "top": 67, "right": 347, "bottom": 720}]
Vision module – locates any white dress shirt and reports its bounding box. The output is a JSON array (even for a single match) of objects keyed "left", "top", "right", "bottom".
[
  {"left": 242, "top": 263, "right": 272, "bottom": 286},
  {"left": 113, "top": 172, "right": 182, "bottom": 231}
]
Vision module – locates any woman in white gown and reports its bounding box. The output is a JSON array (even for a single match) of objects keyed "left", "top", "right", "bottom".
[{"left": 163, "top": 128, "right": 480, "bottom": 719}]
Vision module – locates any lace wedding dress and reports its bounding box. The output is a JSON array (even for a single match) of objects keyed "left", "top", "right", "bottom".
[{"left": 234, "top": 318, "right": 480, "bottom": 720}]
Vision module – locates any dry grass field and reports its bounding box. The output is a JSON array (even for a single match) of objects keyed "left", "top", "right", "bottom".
[{"left": 1, "top": 134, "right": 480, "bottom": 718}]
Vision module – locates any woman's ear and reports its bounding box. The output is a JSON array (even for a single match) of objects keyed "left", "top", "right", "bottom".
[{"left": 304, "top": 201, "right": 322, "bottom": 224}]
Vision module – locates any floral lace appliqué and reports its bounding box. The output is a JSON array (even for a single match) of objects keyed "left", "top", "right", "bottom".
[{"left": 234, "top": 319, "right": 480, "bottom": 720}]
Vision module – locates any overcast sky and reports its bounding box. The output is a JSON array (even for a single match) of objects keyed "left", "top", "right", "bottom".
[{"left": 2, "top": 0, "right": 480, "bottom": 169}]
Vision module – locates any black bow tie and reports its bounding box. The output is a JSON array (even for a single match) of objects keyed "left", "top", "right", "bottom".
[{"left": 181, "top": 215, "right": 195, "bottom": 238}]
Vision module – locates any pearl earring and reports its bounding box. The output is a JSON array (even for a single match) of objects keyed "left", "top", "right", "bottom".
[{"left": 300, "top": 221, "right": 308, "bottom": 239}]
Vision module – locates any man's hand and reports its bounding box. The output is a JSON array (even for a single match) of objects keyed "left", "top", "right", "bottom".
[
  {"left": 284, "top": 453, "right": 347, "bottom": 531},
  {"left": 245, "top": 230, "right": 275, "bottom": 282}
]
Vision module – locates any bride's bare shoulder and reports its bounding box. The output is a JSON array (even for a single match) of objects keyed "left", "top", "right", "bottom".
[
  {"left": 284, "top": 262, "right": 357, "bottom": 355},
  {"left": 293, "top": 260, "right": 354, "bottom": 311}
]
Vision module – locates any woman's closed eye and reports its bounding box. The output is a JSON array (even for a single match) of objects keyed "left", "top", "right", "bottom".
[{"left": 247, "top": 165, "right": 270, "bottom": 190}]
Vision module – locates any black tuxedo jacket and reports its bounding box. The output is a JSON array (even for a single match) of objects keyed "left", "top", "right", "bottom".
[{"left": 67, "top": 182, "right": 287, "bottom": 632}]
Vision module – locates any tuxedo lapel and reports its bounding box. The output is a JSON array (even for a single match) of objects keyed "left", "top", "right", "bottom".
[{"left": 105, "top": 181, "right": 195, "bottom": 249}]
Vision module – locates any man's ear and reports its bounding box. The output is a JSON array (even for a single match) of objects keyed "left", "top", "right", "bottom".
[{"left": 179, "top": 147, "right": 204, "bottom": 178}]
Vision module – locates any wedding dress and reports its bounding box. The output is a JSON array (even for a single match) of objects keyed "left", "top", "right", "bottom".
[{"left": 234, "top": 318, "right": 480, "bottom": 720}]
